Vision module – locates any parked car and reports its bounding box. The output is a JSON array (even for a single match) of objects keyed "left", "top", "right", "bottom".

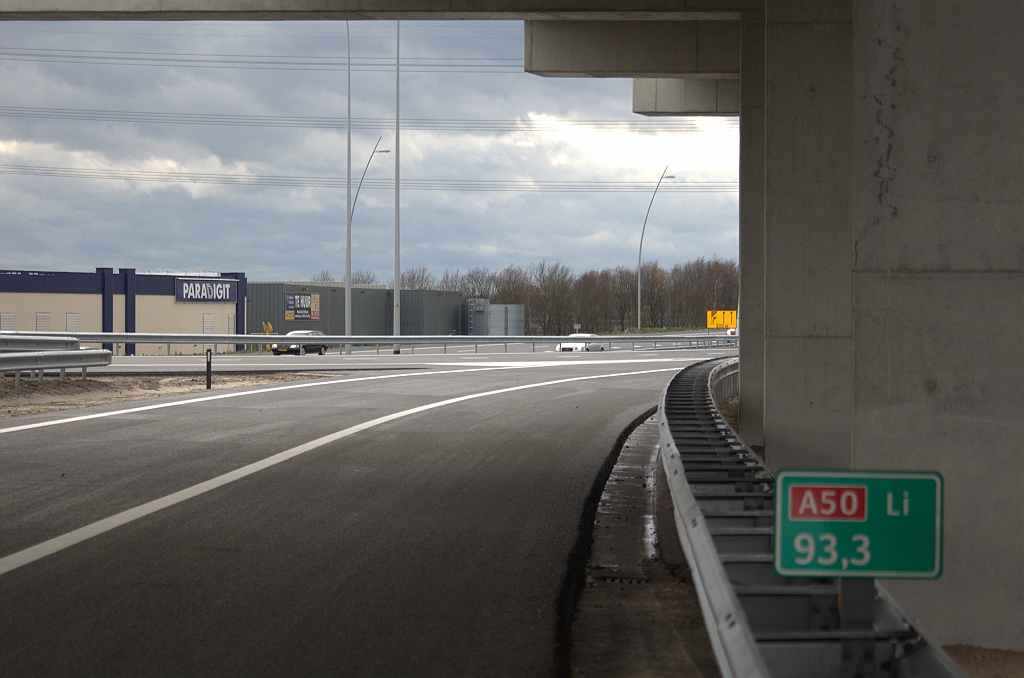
[
  {"left": 271, "top": 330, "right": 329, "bottom": 355},
  {"left": 555, "top": 333, "right": 606, "bottom": 352}
]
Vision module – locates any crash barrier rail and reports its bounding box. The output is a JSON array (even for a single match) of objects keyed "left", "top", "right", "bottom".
[
  {"left": 2, "top": 331, "right": 738, "bottom": 354},
  {"left": 0, "top": 334, "right": 80, "bottom": 352},
  {"left": 1, "top": 349, "right": 113, "bottom": 388},
  {"left": 658, "top": 359, "right": 967, "bottom": 678}
]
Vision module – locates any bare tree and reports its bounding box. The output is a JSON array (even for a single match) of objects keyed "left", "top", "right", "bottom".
[
  {"left": 438, "top": 268, "right": 463, "bottom": 292},
  {"left": 573, "top": 269, "right": 611, "bottom": 333},
  {"left": 531, "top": 261, "right": 576, "bottom": 335},
  {"left": 311, "top": 269, "right": 334, "bottom": 282},
  {"left": 401, "top": 265, "right": 437, "bottom": 290},
  {"left": 492, "top": 265, "right": 531, "bottom": 305},
  {"left": 612, "top": 266, "right": 636, "bottom": 331},
  {"left": 350, "top": 270, "right": 379, "bottom": 285},
  {"left": 461, "top": 267, "right": 496, "bottom": 299},
  {"left": 641, "top": 261, "right": 669, "bottom": 328},
  {"left": 669, "top": 257, "right": 738, "bottom": 328}
]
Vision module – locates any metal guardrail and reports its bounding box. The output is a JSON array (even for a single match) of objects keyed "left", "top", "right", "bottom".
[
  {"left": 658, "top": 361, "right": 770, "bottom": 678},
  {"left": 1, "top": 331, "right": 738, "bottom": 353},
  {"left": 0, "top": 334, "right": 80, "bottom": 352},
  {"left": 658, "top": 359, "right": 968, "bottom": 678},
  {"left": 1, "top": 349, "right": 112, "bottom": 387}
]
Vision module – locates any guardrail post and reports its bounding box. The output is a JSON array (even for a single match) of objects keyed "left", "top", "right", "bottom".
[
  {"left": 475, "top": 343, "right": 478, "bottom": 353},
  {"left": 444, "top": 343, "right": 447, "bottom": 354},
  {"left": 206, "top": 349, "right": 212, "bottom": 390},
  {"left": 60, "top": 368, "right": 66, "bottom": 383},
  {"left": 81, "top": 366, "right": 87, "bottom": 380},
  {"left": 532, "top": 342, "right": 535, "bottom": 352},
  {"left": 37, "top": 369, "right": 43, "bottom": 384},
  {"left": 14, "top": 371, "right": 20, "bottom": 389},
  {"left": 504, "top": 342, "right": 507, "bottom": 353},
  {"left": 166, "top": 343, "right": 170, "bottom": 356}
]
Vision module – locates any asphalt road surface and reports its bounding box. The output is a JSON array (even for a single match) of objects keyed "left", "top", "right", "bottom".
[{"left": 1, "top": 349, "right": 734, "bottom": 676}]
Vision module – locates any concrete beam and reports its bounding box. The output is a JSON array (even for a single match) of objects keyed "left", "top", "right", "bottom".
[
  {"left": 525, "top": 20, "right": 740, "bottom": 77},
  {"left": 0, "top": 1, "right": 745, "bottom": 21},
  {"left": 632, "top": 78, "right": 739, "bottom": 115}
]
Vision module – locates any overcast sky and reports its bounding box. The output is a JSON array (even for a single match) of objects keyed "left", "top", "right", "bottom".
[{"left": 0, "top": 20, "right": 738, "bottom": 282}]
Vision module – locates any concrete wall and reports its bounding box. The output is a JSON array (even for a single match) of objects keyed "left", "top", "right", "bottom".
[
  {"left": 0, "top": 293, "right": 103, "bottom": 333},
  {"left": 0, "top": 291, "right": 238, "bottom": 354},
  {"left": 848, "top": 0, "right": 1024, "bottom": 650},
  {"left": 135, "top": 295, "right": 240, "bottom": 355}
]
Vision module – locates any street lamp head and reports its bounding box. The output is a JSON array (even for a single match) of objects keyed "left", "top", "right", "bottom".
[
  {"left": 664, "top": 175, "right": 675, "bottom": 179},
  {"left": 377, "top": 150, "right": 391, "bottom": 154}
]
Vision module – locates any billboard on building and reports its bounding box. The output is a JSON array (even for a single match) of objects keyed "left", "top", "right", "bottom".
[
  {"left": 176, "top": 278, "right": 237, "bottom": 303},
  {"left": 285, "top": 292, "right": 320, "bottom": 321}
]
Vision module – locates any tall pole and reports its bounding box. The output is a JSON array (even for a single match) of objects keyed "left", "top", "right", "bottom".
[
  {"left": 392, "top": 20, "right": 401, "bottom": 354},
  {"left": 638, "top": 166, "right": 671, "bottom": 331},
  {"left": 344, "top": 21, "right": 353, "bottom": 355}
]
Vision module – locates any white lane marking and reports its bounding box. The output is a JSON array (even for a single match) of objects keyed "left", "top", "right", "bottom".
[
  {"left": 0, "top": 366, "right": 515, "bottom": 435},
  {"left": 0, "top": 367, "right": 680, "bottom": 576},
  {"left": 0, "top": 358, "right": 699, "bottom": 435}
]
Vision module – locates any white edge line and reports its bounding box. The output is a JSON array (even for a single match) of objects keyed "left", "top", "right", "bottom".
[
  {"left": 0, "top": 365, "right": 534, "bottom": 435},
  {"left": 1, "top": 358, "right": 700, "bottom": 435},
  {"left": 0, "top": 367, "right": 681, "bottom": 576}
]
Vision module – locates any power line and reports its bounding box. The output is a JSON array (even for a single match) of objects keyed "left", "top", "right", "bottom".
[
  {"left": 0, "top": 47, "right": 523, "bottom": 72},
  {"left": 0, "top": 165, "right": 739, "bottom": 193},
  {"left": 0, "top": 106, "right": 738, "bottom": 132}
]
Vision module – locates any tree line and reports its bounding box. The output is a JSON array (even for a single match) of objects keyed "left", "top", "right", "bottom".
[{"left": 313, "top": 257, "right": 738, "bottom": 335}]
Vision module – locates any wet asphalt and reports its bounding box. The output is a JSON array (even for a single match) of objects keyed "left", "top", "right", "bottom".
[{"left": 0, "top": 350, "right": 733, "bottom": 676}]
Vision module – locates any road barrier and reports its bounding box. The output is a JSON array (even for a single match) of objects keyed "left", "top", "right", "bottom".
[
  {"left": 658, "top": 358, "right": 967, "bottom": 678},
  {"left": 0, "top": 334, "right": 80, "bottom": 353},
  {"left": 1, "top": 331, "right": 738, "bottom": 354},
  {"left": 1, "top": 349, "right": 112, "bottom": 388}
]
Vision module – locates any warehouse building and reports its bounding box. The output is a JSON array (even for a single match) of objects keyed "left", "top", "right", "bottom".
[
  {"left": 3, "top": 269, "right": 513, "bottom": 354},
  {"left": 245, "top": 281, "right": 463, "bottom": 337},
  {"left": 0, "top": 268, "right": 247, "bottom": 355}
]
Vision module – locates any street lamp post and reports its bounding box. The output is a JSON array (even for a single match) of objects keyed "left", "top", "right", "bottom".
[
  {"left": 342, "top": 138, "right": 389, "bottom": 354},
  {"left": 351, "top": 137, "right": 389, "bottom": 223},
  {"left": 393, "top": 20, "right": 401, "bottom": 355},
  {"left": 637, "top": 166, "right": 674, "bottom": 331}
]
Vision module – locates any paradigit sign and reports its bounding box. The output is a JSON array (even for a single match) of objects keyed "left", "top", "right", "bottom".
[
  {"left": 175, "top": 278, "right": 237, "bottom": 303},
  {"left": 775, "top": 471, "right": 943, "bottom": 579}
]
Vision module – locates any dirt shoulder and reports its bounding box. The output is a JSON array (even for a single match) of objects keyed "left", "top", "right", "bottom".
[{"left": 1, "top": 373, "right": 321, "bottom": 419}]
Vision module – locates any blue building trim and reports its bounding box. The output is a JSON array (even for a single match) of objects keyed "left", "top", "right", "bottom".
[
  {"left": 124, "top": 269, "right": 136, "bottom": 356},
  {"left": 99, "top": 268, "right": 114, "bottom": 351},
  {"left": 0, "top": 270, "right": 102, "bottom": 294},
  {"left": 224, "top": 272, "right": 247, "bottom": 351}
]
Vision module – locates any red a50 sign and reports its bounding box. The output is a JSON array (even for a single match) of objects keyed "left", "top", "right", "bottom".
[{"left": 789, "top": 485, "right": 867, "bottom": 521}]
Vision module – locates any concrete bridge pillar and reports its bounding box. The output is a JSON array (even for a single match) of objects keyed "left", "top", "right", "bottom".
[
  {"left": 762, "top": 1, "right": 854, "bottom": 469},
  {"left": 849, "top": 0, "right": 1023, "bottom": 650},
  {"left": 737, "top": 5, "right": 765, "bottom": 450}
]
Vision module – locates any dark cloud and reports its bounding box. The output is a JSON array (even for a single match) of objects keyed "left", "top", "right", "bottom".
[{"left": 1, "top": 20, "right": 738, "bottom": 280}]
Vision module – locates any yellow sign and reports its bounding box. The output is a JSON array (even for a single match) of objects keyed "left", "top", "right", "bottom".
[{"left": 707, "top": 310, "right": 738, "bottom": 329}]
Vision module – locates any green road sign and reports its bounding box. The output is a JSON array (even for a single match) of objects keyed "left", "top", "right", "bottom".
[{"left": 775, "top": 470, "right": 943, "bottom": 579}]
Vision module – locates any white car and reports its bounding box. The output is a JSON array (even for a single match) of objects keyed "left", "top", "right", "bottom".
[{"left": 556, "top": 333, "right": 606, "bottom": 352}]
